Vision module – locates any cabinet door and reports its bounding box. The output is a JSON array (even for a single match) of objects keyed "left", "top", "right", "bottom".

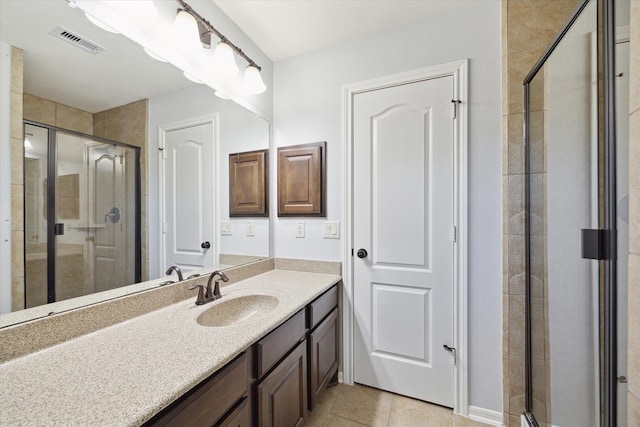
[
  {"left": 308, "top": 308, "right": 338, "bottom": 410},
  {"left": 217, "top": 397, "right": 251, "bottom": 427},
  {"left": 257, "top": 341, "right": 307, "bottom": 427}
]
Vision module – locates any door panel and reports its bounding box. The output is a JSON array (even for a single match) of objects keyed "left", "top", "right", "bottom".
[
  {"left": 353, "top": 76, "right": 454, "bottom": 407},
  {"left": 163, "top": 122, "right": 215, "bottom": 273}
]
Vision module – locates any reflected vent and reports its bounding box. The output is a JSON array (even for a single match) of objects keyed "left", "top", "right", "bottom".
[{"left": 49, "top": 26, "right": 105, "bottom": 55}]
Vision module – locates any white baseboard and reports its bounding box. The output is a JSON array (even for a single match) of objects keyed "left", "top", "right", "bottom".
[{"left": 468, "top": 406, "right": 504, "bottom": 426}]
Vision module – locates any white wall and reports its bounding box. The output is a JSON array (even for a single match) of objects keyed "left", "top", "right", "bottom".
[
  {"left": 272, "top": 2, "right": 503, "bottom": 413},
  {"left": 148, "top": 84, "right": 269, "bottom": 279}
]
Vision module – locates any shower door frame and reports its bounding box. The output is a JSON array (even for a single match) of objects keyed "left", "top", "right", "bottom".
[
  {"left": 23, "top": 120, "right": 142, "bottom": 305},
  {"left": 522, "top": 0, "right": 619, "bottom": 426}
]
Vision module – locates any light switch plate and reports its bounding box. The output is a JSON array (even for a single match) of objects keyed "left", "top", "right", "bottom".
[
  {"left": 295, "top": 221, "right": 305, "bottom": 238},
  {"left": 323, "top": 221, "right": 340, "bottom": 239},
  {"left": 221, "top": 221, "right": 232, "bottom": 236},
  {"left": 246, "top": 221, "right": 255, "bottom": 237}
]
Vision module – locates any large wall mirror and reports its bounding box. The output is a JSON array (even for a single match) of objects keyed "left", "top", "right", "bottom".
[{"left": 0, "top": 0, "right": 270, "bottom": 325}]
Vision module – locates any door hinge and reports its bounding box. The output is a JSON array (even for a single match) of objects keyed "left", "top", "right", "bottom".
[
  {"left": 443, "top": 344, "right": 456, "bottom": 366},
  {"left": 451, "top": 225, "right": 457, "bottom": 243},
  {"left": 451, "top": 99, "right": 461, "bottom": 119},
  {"left": 351, "top": 248, "right": 354, "bottom": 257}
]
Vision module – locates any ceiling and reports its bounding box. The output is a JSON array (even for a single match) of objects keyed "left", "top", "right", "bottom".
[{"left": 213, "top": 0, "right": 479, "bottom": 62}]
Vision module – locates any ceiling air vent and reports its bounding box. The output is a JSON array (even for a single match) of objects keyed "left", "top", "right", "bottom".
[{"left": 49, "top": 26, "right": 105, "bottom": 55}]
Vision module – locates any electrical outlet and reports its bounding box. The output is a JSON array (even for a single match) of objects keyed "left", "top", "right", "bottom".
[
  {"left": 221, "top": 221, "right": 232, "bottom": 236},
  {"left": 322, "top": 221, "right": 340, "bottom": 239},
  {"left": 295, "top": 221, "right": 305, "bottom": 238},
  {"left": 246, "top": 221, "right": 255, "bottom": 237}
]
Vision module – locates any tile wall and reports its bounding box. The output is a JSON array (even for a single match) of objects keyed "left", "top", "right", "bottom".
[{"left": 10, "top": 47, "right": 24, "bottom": 311}]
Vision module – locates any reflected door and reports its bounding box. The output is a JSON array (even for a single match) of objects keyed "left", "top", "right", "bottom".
[{"left": 162, "top": 120, "right": 215, "bottom": 274}]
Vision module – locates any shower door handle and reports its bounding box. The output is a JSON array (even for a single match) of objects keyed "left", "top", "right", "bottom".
[
  {"left": 54, "top": 223, "right": 65, "bottom": 236},
  {"left": 581, "top": 229, "right": 606, "bottom": 260}
]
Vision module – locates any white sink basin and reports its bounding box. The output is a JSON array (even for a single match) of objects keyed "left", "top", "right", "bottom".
[{"left": 196, "top": 294, "right": 279, "bottom": 327}]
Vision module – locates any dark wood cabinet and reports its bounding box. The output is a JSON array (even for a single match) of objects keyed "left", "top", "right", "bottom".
[
  {"left": 308, "top": 308, "right": 338, "bottom": 411},
  {"left": 256, "top": 309, "right": 306, "bottom": 378},
  {"left": 217, "top": 397, "right": 251, "bottom": 427},
  {"left": 277, "top": 142, "right": 326, "bottom": 217},
  {"left": 257, "top": 342, "right": 308, "bottom": 427},
  {"left": 306, "top": 285, "right": 339, "bottom": 411},
  {"left": 145, "top": 352, "right": 249, "bottom": 427}
]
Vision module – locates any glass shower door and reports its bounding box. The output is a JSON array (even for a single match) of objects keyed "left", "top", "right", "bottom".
[
  {"left": 525, "top": 0, "right": 602, "bottom": 425},
  {"left": 54, "top": 131, "right": 137, "bottom": 301},
  {"left": 24, "top": 122, "right": 139, "bottom": 308}
]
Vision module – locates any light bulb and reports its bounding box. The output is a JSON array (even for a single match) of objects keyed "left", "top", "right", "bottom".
[
  {"left": 84, "top": 13, "right": 119, "bottom": 34},
  {"left": 214, "top": 91, "right": 230, "bottom": 100},
  {"left": 144, "top": 47, "right": 167, "bottom": 62},
  {"left": 211, "top": 41, "right": 238, "bottom": 76},
  {"left": 173, "top": 9, "right": 200, "bottom": 51},
  {"left": 183, "top": 71, "right": 203, "bottom": 84},
  {"left": 243, "top": 65, "right": 266, "bottom": 94}
]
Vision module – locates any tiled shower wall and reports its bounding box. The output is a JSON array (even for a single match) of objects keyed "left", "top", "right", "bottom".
[
  {"left": 501, "top": 1, "right": 581, "bottom": 426},
  {"left": 627, "top": 0, "right": 639, "bottom": 424},
  {"left": 10, "top": 47, "right": 24, "bottom": 311}
]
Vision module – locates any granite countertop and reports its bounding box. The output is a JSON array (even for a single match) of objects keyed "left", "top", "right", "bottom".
[{"left": 0, "top": 269, "right": 340, "bottom": 426}]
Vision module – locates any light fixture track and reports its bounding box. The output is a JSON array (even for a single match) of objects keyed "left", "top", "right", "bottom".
[{"left": 175, "top": 0, "right": 261, "bottom": 71}]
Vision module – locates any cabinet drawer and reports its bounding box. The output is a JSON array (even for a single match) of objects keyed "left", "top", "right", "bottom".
[
  {"left": 256, "top": 309, "right": 306, "bottom": 378},
  {"left": 308, "top": 285, "right": 338, "bottom": 330},
  {"left": 257, "top": 341, "right": 307, "bottom": 427},
  {"left": 147, "top": 352, "right": 249, "bottom": 427},
  {"left": 308, "top": 308, "right": 338, "bottom": 410}
]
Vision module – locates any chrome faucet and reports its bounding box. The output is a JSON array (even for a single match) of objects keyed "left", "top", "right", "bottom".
[
  {"left": 165, "top": 265, "right": 184, "bottom": 281},
  {"left": 188, "top": 270, "right": 229, "bottom": 306}
]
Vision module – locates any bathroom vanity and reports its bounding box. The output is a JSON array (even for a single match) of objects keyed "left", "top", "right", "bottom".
[
  {"left": 0, "top": 259, "right": 341, "bottom": 426},
  {"left": 146, "top": 285, "right": 339, "bottom": 426}
]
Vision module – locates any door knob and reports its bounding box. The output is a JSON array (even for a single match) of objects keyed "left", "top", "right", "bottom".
[
  {"left": 201, "top": 241, "right": 211, "bottom": 249},
  {"left": 357, "top": 248, "right": 368, "bottom": 258}
]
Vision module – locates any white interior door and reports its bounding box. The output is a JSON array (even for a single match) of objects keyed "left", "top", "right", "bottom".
[
  {"left": 162, "top": 120, "right": 215, "bottom": 274},
  {"left": 353, "top": 76, "right": 455, "bottom": 407}
]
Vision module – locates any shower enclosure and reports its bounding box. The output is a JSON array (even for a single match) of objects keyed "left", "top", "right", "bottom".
[
  {"left": 523, "top": 0, "right": 628, "bottom": 426},
  {"left": 24, "top": 122, "right": 141, "bottom": 307}
]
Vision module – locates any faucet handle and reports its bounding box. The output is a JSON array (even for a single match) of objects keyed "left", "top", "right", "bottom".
[{"left": 189, "top": 284, "right": 207, "bottom": 305}]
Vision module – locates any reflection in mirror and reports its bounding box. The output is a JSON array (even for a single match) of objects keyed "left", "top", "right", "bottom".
[{"left": 0, "top": 0, "right": 270, "bottom": 324}]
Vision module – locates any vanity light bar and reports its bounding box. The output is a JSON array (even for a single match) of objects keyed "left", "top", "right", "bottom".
[{"left": 174, "top": 0, "right": 262, "bottom": 72}]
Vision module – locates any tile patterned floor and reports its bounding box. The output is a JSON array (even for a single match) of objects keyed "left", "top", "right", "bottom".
[{"left": 306, "top": 383, "right": 494, "bottom": 427}]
